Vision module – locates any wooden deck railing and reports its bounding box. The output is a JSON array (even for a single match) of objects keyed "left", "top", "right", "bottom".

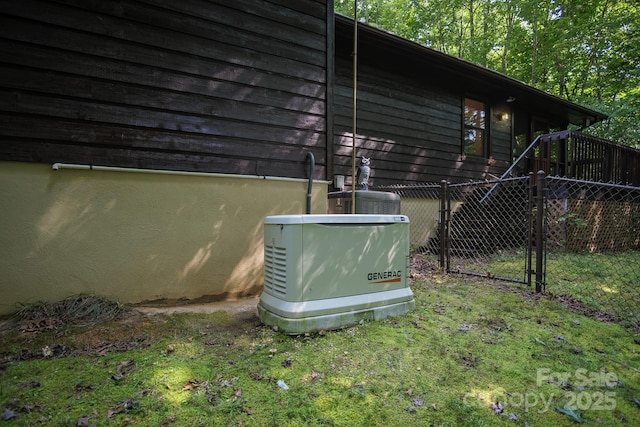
[{"left": 505, "top": 130, "right": 640, "bottom": 186}]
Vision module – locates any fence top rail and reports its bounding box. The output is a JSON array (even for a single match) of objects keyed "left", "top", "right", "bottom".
[
  {"left": 546, "top": 175, "right": 640, "bottom": 193},
  {"left": 447, "top": 175, "right": 530, "bottom": 189},
  {"left": 373, "top": 183, "right": 441, "bottom": 190}
]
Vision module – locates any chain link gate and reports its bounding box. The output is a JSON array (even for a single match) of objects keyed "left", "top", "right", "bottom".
[
  {"left": 438, "top": 175, "right": 544, "bottom": 288},
  {"left": 376, "top": 175, "right": 544, "bottom": 288}
]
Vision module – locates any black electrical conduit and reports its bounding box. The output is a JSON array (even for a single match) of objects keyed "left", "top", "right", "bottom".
[{"left": 306, "top": 151, "right": 315, "bottom": 214}]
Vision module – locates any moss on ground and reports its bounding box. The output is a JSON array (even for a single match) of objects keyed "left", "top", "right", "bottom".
[{"left": 1, "top": 273, "right": 639, "bottom": 426}]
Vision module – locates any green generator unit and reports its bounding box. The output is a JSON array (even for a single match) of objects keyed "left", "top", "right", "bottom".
[{"left": 257, "top": 214, "right": 414, "bottom": 334}]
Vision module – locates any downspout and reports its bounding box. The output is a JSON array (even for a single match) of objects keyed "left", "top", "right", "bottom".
[
  {"left": 351, "top": 0, "right": 358, "bottom": 214},
  {"left": 306, "top": 151, "right": 315, "bottom": 214}
]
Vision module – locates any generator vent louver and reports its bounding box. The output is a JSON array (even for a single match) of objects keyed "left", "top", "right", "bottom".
[{"left": 264, "top": 244, "right": 287, "bottom": 295}]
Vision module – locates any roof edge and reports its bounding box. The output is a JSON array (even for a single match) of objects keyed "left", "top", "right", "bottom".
[{"left": 335, "top": 14, "right": 608, "bottom": 126}]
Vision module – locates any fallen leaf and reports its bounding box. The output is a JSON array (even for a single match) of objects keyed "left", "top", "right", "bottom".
[
  {"left": 76, "top": 416, "right": 91, "bottom": 426},
  {"left": 607, "top": 379, "right": 623, "bottom": 389},
  {"left": 75, "top": 383, "right": 94, "bottom": 399},
  {"left": 249, "top": 371, "right": 264, "bottom": 381},
  {"left": 162, "top": 415, "right": 177, "bottom": 425},
  {"left": 534, "top": 338, "right": 549, "bottom": 348},
  {"left": 19, "top": 380, "right": 41, "bottom": 389},
  {"left": 42, "top": 346, "right": 52, "bottom": 358},
  {"left": 2, "top": 409, "right": 16, "bottom": 421},
  {"left": 116, "top": 360, "right": 135, "bottom": 377},
  {"left": 21, "top": 403, "right": 35, "bottom": 413},
  {"left": 555, "top": 405, "right": 584, "bottom": 422},
  {"left": 76, "top": 410, "right": 98, "bottom": 426},
  {"left": 52, "top": 344, "right": 66, "bottom": 356},
  {"left": 491, "top": 401, "right": 504, "bottom": 414}
]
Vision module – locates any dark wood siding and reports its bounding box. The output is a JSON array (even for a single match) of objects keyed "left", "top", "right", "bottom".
[
  {"left": 490, "top": 106, "right": 513, "bottom": 164},
  {"left": 334, "top": 57, "right": 510, "bottom": 186},
  {"left": 0, "top": 0, "right": 330, "bottom": 179}
]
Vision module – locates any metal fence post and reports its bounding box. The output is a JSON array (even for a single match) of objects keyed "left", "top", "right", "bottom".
[
  {"left": 535, "top": 170, "right": 546, "bottom": 292},
  {"left": 527, "top": 172, "right": 535, "bottom": 287},
  {"left": 439, "top": 180, "right": 448, "bottom": 271}
]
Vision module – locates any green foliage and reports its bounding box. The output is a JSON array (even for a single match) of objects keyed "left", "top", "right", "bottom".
[
  {"left": 557, "top": 211, "right": 588, "bottom": 228},
  {"left": 335, "top": 0, "right": 640, "bottom": 145}
]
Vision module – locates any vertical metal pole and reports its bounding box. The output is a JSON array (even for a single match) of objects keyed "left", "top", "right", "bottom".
[
  {"left": 535, "top": 170, "right": 545, "bottom": 292},
  {"left": 440, "top": 179, "right": 450, "bottom": 273},
  {"left": 445, "top": 182, "right": 451, "bottom": 273},
  {"left": 351, "top": 0, "right": 358, "bottom": 214},
  {"left": 526, "top": 172, "right": 534, "bottom": 287},
  {"left": 439, "top": 179, "right": 447, "bottom": 271}
]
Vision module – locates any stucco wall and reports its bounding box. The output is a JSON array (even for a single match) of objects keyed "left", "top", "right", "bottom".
[
  {"left": 0, "top": 161, "right": 328, "bottom": 315},
  {"left": 401, "top": 198, "right": 464, "bottom": 250},
  {"left": 401, "top": 198, "right": 440, "bottom": 249}
]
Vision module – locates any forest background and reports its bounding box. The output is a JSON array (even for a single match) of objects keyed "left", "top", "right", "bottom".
[{"left": 335, "top": 0, "right": 640, "bottom": 147}]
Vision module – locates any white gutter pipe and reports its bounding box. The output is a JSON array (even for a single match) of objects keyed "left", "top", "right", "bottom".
[{"left": 51, "top": 163, "right": 328, "bottom": 184}]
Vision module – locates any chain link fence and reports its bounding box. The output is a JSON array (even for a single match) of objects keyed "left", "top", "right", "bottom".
[
  {"left": 544, "top": 177, "right": 640, "bottom": 329},
  {"left": 375, "top": 175, "right": 640, "bottom": 332}
]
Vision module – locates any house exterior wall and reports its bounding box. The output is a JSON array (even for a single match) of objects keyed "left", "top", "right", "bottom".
[
  {"left": 0, "top": 161, "right": 328, "bottom": 315},
  {"left": 0, "top": 0, "right": 330, "bottom": 179},
  {"left": 333, "top": 55, "right": 512, "bottom": 186},
  {"left": 0, "top": 0, "right": 332, "bottom": 314}
]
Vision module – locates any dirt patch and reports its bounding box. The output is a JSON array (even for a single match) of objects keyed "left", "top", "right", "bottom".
[
  {"left": 0, "top": 295, "right": 262, "bottom": 368},
  {"left": 134, "top": 295, "right": 259, "bottom": 320}
]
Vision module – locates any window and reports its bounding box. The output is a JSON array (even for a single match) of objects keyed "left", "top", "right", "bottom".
[{"left": 463, "top": 98, "right": 486, "bottom": 156}]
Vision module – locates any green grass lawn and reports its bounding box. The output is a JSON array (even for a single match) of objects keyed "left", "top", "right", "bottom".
[
  {"left": 451, "top": 249, "right": 640, "bottom": 329},
  {"left": 1, "top": 273, "right": 639, "bottom": 426},
  {"left": 545, "top": 251, "right": 640, "bottom": 327}
]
